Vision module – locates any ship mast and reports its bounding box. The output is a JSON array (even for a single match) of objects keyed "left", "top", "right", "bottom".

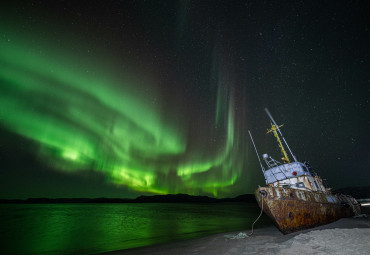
[
  {"left": 267, "top": 123, "right": 290, "bottom": 163},
  {"left": 264, "top": 108, "right": 297, "bottom": 162}
]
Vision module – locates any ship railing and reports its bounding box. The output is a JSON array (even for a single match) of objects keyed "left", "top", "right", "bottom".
[
  {"left": 276, "top": 183, "right": 314, "bottom": 192},
  {"left": 271, "top": 184, "right": 332, "bottom": 194}
]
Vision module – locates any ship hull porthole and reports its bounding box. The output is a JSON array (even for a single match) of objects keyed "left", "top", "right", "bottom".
[{"left": 289, "top": 212, "right": 293, "bottom": 219}]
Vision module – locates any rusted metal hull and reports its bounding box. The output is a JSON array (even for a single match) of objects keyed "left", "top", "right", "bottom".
[{"left": 255, "top": 186, "right": 361, "bottom": 234}]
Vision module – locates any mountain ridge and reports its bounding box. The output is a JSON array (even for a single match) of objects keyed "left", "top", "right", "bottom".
[{"left": 0, "top": 194, "right": 256, "bottom": 204}]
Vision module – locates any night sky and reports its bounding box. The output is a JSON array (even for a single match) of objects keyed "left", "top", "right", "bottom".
[{"left": 0, "top": 1, "right": 369, "bottom": 199}]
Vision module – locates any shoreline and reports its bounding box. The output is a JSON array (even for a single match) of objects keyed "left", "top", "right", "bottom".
[{"left": 101, "top": 211, "right": 370, "bottom": 255}]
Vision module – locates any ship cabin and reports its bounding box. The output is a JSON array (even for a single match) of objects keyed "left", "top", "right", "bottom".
[{"left": 262, "top": 154, "right": 326, "bottom": 192}]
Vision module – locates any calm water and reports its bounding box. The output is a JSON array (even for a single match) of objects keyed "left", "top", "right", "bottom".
[{"left": 0, "top": 203, "right": 272, "bottom": 254}]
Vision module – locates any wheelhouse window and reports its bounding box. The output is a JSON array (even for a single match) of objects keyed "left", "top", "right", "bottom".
[{"left": 296, "top": 182, "right": 305, "bottom": 188}]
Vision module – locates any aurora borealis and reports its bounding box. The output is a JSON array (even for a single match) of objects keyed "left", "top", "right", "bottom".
[
  {"left": 1, "top": 1, "right": 369, "bottom": 198},
  {"left": 0, "top": 26, "right": 242, "bottom": 197}
]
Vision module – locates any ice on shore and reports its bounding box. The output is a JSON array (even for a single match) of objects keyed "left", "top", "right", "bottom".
[{"left": 224, "top": 232, "right": 251, "bottom": 239}]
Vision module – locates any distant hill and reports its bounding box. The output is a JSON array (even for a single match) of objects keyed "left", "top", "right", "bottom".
[
  {"left": 333, "top": 186, "right": 370, "bottom": 199},
  {"left": 0, "top": 194, "right": 257, "bottom": 204},
  {"left": 135, "top": 194, "right": 256, "bottom": 203}
]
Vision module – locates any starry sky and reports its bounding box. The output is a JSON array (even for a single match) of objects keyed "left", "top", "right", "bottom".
[{"left": 0, "top": 0, "right": 369, "bottom": 199}]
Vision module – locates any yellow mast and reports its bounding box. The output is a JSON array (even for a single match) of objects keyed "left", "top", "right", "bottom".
[{"left": 267, "top": 123, "right": 290, "bottom": 163}]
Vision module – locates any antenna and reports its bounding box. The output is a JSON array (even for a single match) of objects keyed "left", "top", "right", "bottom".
[
  {"left": 248, "top": 130, "right": 267, "bottom": 180},
  {"left": 264, "top": 108, "right": 297, "bottom": 162}
]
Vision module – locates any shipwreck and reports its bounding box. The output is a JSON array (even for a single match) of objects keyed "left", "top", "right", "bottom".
[{"left": 250, "top": 108, "right": 361, "bottom": 234}]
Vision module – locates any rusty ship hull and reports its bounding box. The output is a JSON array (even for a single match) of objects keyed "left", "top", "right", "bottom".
[{"left": 255, "top": 186, "right": 361, "bottom": 234}]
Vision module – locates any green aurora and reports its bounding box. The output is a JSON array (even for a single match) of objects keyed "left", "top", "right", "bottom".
[{"left": 0, "top": 30, "right": 245, "bottom": 197}]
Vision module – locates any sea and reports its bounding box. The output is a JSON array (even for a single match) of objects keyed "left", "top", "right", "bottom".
[{"left": 0, "top": 203, "right": 273, "bottom": 254}]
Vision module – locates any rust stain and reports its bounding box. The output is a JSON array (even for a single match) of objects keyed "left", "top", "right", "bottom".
[{"left": 255, "top": 187, "right": 361, "bottom": 234}]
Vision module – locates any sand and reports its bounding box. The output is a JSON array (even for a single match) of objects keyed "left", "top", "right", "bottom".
[{"left": 102, "top": 210, "right": 370, "bottom": 255}]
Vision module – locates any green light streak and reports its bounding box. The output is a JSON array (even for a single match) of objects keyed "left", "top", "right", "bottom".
[{"left": 0, "top": 30, "right": 245, "bottom": 197}]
